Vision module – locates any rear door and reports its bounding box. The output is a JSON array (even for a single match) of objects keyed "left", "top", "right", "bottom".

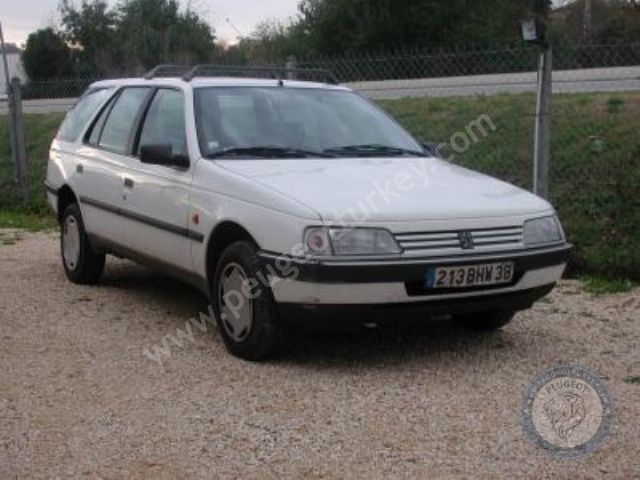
[
  {"left": 116, "top": 87, "right": 195, "bottom": 270},
  {"left": 51, "top": 87, "right": 117, "bottom": 239}
]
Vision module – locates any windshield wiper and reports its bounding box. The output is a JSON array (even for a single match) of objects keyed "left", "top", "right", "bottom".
[
  {"left": 206, "top": 146, "right": 335, "bottom": 159},
  {"left": 323, "top": 144, "right": 427, "bottom": 157}
]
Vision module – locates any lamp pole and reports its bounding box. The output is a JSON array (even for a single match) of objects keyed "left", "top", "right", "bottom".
[
  {"left": 533, "top": 34, "right": 552, "bottom": 199},
  {"left": 520, "top": 18, "right": 552, "bottom": 199}
]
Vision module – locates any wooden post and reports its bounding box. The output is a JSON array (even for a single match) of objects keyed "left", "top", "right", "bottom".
[
  {"left": 10, "top": 77, "right": 28, "bottom": 203},
  {"left": 1, "top": 23, "right": 28, "bottom": 203},
  {"left": 1, "top": 21, "right": 18, "bottom": 174}
]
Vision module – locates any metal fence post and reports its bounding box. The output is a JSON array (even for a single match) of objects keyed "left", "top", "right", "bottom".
[
  {"left": 533, "top": 44, "right": 552, "bottom": 199},
  {"left": 9, "top": 77, "right": 28, "bottom": 203},
  {"left": 286, "top": 56, "right": 297, "bottom": 80}
]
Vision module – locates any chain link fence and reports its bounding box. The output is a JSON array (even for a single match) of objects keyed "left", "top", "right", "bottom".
[
  {"left": 299, "top": 43, "right": 640, "bottom": 81},
  {"left": 1, "top": 43, "right": 639, "bottom": 277}
]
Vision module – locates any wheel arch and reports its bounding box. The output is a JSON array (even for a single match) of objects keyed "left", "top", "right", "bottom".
[
  {"left": 205, "top": 221, "right": 258, "bottom": 284},
  {"left": 57, "top": 185, "right": 79, "bottom": 224}
]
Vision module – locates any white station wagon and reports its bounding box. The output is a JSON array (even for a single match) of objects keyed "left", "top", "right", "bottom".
[{"left": 45, "top": 66, "right": 571, "bottom": 360}]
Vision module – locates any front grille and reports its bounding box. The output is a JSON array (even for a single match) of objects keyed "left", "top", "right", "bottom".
[{"left": 395, "top": 226, "right": 523, "bottom": 255}]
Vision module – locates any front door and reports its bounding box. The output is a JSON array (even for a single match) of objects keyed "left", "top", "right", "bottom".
[{"left": 118, "top": 88, "right": 194, "bottom": 271}]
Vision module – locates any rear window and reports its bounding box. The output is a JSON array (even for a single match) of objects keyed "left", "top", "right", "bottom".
[{"left": 56, "top": 88, "right": 114, "bottom": 142}]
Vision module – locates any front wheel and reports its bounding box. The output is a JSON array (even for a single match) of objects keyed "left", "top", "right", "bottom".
[
  {"left": 211, "top": 241, "right": 282, "bottom": 361},
  {"left": 60, "top": 203, "right": 105, "bottom": 284},
  {"left": 454, "top": 310, "right": 516, "bottom": 331}
]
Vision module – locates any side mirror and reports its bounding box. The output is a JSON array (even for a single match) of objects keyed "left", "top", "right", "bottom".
[
  {"left": 140, "top": 144, "right": 189, "bottom": 168},
  {"left": 421, "top": 142, "right": 442, "bottom": 159}
]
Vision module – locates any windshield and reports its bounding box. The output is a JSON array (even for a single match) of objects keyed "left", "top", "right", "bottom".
[{"left": 194, "top": 87, "right": 424, "bottom": 158}]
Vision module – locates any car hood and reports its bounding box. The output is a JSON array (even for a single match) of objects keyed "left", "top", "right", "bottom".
[{"left": 215, "top": 157, "right": 552, "bottom": 222}]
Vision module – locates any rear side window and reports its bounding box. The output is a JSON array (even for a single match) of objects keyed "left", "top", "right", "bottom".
[
  {"left": 99, "top": 87, "right": 151, "bottom": 155},
  {"left": 56, "top": 88, "right": 113, "bottom": 142}
]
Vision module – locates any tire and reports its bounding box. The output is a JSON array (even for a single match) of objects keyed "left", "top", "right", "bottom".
[
  {"left": 455, "top": 310, "right": 516, "bottom": 331},
  {"left": 211, "top": 240, "right": 282, "bottom": 361},
  {"left": 60, "top": 203, "right": 105, "bottom": 284}
]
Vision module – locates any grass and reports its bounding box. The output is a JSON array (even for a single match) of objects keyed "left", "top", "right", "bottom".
[
  {"left": 380, "top": 92, "right": 640, "bottom": 282},
  {"left": 0, "top": 112, "right": 65, "bottom": 216},
  {"left": 581, "top": 276, "right": 635, "bottom": 295},
  {"left": 0, "top": 209, "right": 56, "bottom": 231},
  {"left": 0, "top": 113, "right": 61, "bottom": 232},
  {"left": 625, "top": 376, "right": 640, "bottom": 385},
  {"left": 0, "top": 92, "right": 639, "bottom": 281}
]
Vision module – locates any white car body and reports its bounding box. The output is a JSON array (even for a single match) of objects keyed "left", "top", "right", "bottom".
[{"left": 45, "top": 75, "right": 570, "bottom": 314}]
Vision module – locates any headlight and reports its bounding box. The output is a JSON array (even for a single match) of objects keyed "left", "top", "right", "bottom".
[
  {"left": 304, "top": 227, "right": 402, "bottom": 256},
  {"left": 523, "top": 216, "right": 563, "bottom": 246}
]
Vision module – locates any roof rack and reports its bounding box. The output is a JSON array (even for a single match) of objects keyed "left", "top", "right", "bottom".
[
  {"left": 143, "top": 64, "right": 192, "bottom": 80},
  {"left": 143, "top": 64, "right": 339, "bottom": 85}
]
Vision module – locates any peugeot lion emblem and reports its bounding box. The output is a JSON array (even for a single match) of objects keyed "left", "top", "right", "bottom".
[{"left": 458, "top": 231, "right": 474, "bottom": 250}]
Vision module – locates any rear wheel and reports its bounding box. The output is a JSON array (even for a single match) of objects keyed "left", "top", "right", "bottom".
[
  {"left": 455, "top": 310, "right": 516, "bottom": 331},
  {"left": 211, "top": 241, "right": 282, "bottom": 361},
  {"left": 60, "top": 203, "right": 105, "bottom": 284}
]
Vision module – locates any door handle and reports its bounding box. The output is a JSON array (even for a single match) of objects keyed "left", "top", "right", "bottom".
[
  {"left": 76, "top": 164, "right": 83, "bottom": 174},
  {"left": 124, "top": 177, "right": 134, "bottom": 189}
]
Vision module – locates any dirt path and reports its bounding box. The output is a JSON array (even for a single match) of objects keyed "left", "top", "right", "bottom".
[{"left": 1, "top": 232, "right": 638, "bottom": 478}]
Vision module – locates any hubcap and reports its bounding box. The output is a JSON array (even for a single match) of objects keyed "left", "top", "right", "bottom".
[
  {"left": 62, "top": 215, "right": 81, "bottom": 271},
  {"left": 218, "top": 262, "right": 254, "bottom": 342}
]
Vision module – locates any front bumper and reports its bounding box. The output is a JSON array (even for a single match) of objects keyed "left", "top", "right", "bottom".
[{"left": 257, "top": 244, "right": 571, "bottom": 306}]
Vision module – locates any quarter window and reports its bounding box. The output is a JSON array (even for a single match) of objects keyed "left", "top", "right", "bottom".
[
  {"left": 99, "top": 87, "right": 150, "bottom": 154},
  {"left": 57, "top": 88, "right": 114, "bottom": 142},
  {"left": 87, "top": 93, "right": 117, "bottom": 146}
]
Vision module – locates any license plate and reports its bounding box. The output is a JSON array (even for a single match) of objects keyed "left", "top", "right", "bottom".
[{"left": 425, "top": 262, "right": 515, "bottom": 289}]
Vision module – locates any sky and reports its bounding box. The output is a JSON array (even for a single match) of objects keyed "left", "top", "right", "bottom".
[{"left": 0, "top": 0, "right": 301, "bottom": 47}]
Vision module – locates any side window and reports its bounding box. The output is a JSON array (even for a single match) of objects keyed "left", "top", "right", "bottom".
[
  {"left": 86, "top": 93, "right": 118, "bottom": 146},
  {"left": 99, "top": 87, "right": 150, "bottom": 155},
  {"left": 57, "top": 88, "right": 114, "bottom": 142},
  {"left": 138, "top": 89, "right": 187, "bottom": 157}
]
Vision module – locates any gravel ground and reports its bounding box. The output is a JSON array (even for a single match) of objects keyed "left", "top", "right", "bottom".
[{"left": 1, "top": 231, "right": 639, "bottom": 479}]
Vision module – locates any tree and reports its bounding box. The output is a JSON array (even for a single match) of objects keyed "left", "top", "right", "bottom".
[
  {"left": 290, "top": 0, "right": 545, "bottom": 56},
  {"left": 21, "top": 28, "right": 74, "bottom": 79},
  {"left": 59, "top": 0, "right": 119, "bottom": 75},
  {"left": 57, "top": 0, "right": 215, "bottom": 76},
  {"left": 550, "top": 0, "right": 640, "bottom": 44},
  {"left": 116, "top": 0, "right": 215, "bottom": 71},
  {"left": 594, "top": 1, "right": 640, "bottom": 43},
  {"left": 238, "top": 19, "right": 311, "bottom": 63}
]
